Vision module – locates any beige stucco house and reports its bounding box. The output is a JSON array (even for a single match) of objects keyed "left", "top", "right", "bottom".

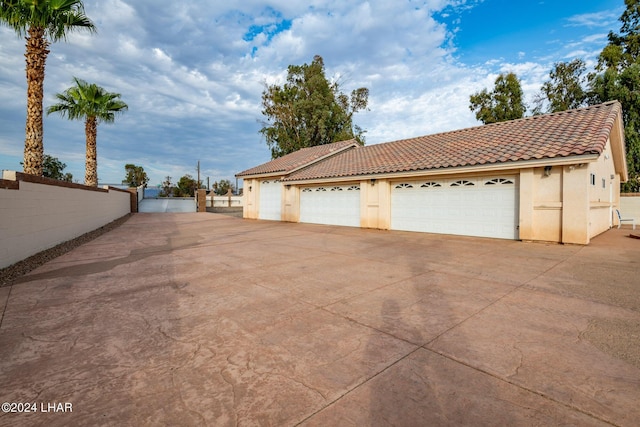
[{"left": 237, "top": 101, "right": 628, "bottom": 244}]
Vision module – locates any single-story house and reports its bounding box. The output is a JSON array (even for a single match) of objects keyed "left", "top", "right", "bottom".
[{"left": 236, "top": 101, "right": 628, "bottom": 244}]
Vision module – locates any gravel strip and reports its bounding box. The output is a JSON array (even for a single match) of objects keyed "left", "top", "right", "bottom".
[
  {"left": 0, "top": 214, "right": 132, "bottom": 287},
  {"left": 206, "top": 207, "right": 243, "bottom": 217}
]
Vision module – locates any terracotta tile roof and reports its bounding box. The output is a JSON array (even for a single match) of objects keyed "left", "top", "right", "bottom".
[
  {"left": 282, "top": 101, "right": 621, "bottom": 181},
  {"left": 236, "top": 139, "right": 358, "bottom": 177}
]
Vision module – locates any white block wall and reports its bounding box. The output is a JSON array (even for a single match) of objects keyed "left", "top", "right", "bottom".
[
  {"left": 0, "top": 171, "right": 131, "bottom": 268},
  {"left": 620, "top": 195, "right": 640, "bottom": 225},
  {"left": 207, "top": 195, "right": 243, "bottom": 207}
]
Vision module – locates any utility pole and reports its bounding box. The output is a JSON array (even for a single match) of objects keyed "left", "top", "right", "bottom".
[{"left": 197, "top": 160, "right": 200, "bottom": 188}]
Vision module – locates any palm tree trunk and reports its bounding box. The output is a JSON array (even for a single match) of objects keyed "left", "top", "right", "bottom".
[
  {"left": 23, "top": 26, "right": 49, "bottom": 176},
  {"left": 85, "top": 117, "right": 98, "bottom": 186}
]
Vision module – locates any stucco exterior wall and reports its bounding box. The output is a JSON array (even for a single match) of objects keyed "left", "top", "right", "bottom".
[
  {"left": 588, "top": 138, "right": 618, "bottom": 238},
  {"left": 242, "top": 178, "right": 259, "bottom": 219},
  {"left": 360, "top": 179, "right": 391, "bottom": 230},
  {"left": 0, "top": 171, "right": 131, "bottom": 269},
  {"left": 283, "top": 184, "right": 300, "bottom": 222},
  {"left": 528, "top": 166, "right": 563, "bottom": 243},
  {"left": 561, "top": 165, "right": 591, "bottom": 244},
  {"left": 243, "top": 152, "right": 619, "bottom": 245},
  {"left": 518, "top": 148, "right": 619, "bottom": 245}
]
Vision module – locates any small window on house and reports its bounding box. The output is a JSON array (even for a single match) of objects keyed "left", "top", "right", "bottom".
[
  {"left": 420, "top": 182, "right": 441, "bottom": 188},
  {"left": 262, "top": 180, "right": 270, "bottom": 184},
  {"left": 485, "top": 178, "right": 514, "bottom": 185},
  {"left": 395, "top": 183, "right": 413, "bottom": 189},
  {"left": 347, "top": 185, "right": 360, "bottom": 191},
  {"left": 302, "top": 188, "right": 312, "bottom": 192},
  {"left": 330, "top": 186, "right": 343, "bottom": 191},
  {"left": 316, "top": 187, "right": 327, "bottom": 192},
  {"left": 590, "top": 173, "right": 596, "bottom": 186},
  {"left": 451, "top": 180, "right": 474, "bottom": 187}
]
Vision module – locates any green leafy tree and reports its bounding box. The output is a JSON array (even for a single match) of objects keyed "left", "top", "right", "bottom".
[
  {"left": 22, "top": 154, "right": 73, "bottom": 181},
  {"left": 260, "top": 55, "right": 369, "bottom": 158},
  {"left": 588, "top": 0, "right": 640, "bottom": 191},
  {"left": 175, "top": 174, "right": 203, "bottom": 197},
  {"left": 469, "top": 72, "right": 526, "bottom": 124},
  {"left": 533, "top": 59, "right": 587, "bottom": 114},
  {"left": 122, "top": 163, "right": 149, "bottom": 187},
  {"left": 47, "top": 77, "right": 128, "bottom": 187},
  {"left": 212, "top": 179, "right": 235, "bottom": 195},
  {"left": 43, "top": 154, "right": 73, "bottom": 181},
  {"left": 0, "top": 0, "right": 96, "bottom": 177},
  {"left": 159, "top": 175, "right": 173, "bottom": 197}
]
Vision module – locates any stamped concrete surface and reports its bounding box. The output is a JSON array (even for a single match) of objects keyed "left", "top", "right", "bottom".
[{"left": 0, "top": 213, "right": 638, "bottom": 426}]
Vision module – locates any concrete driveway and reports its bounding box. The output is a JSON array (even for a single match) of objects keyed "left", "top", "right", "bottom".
[{"left": 1, "top": 213, "right": 639, "bottom": 426}]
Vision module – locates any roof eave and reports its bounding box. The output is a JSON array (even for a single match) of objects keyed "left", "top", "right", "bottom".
[
  {"left": 286, "top": 142, "right": 359, "bottom": 175},
  {"left": 235, "top": 140, "right": 360, "bottom": 179},
  {"left": 235, "top": 171, "right": 286, "bottom": 179},
  {"left": 609, "top": 104, "right": 628, "bottom": 182}
]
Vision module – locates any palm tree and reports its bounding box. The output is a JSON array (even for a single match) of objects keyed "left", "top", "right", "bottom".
[
  {"left": 0, "top": 0, "right": 96, "bottom": 176},
  {"left": 47, "top": 77, "right": 128, "bottom": 186}
]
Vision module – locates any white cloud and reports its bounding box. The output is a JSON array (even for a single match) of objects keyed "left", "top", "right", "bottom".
[
  {"left": 0, "top": 0, "right": 619, "bottom": 185},
  {"left": 566, "top": 10, "right": 620, "bottom": 28}
]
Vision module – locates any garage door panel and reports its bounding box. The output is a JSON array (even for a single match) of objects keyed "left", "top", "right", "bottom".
[
  {"left": 391, "top": 176, "right": 518, "bottom": 240},
  {"left": 259, "top": 180, "right": 282, "bottom": 220},
  {"left": 300, "top": 184, "right": 360, "bottom": 227}
]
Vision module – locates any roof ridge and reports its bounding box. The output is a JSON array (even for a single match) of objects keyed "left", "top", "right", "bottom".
[
  {"left": 296, "top": 138, "right": 356, "bottom": 152},
  {"left": 484, "top": 100, "right": 620, "bottom": 125},
  {"left": 367, "top": 101, "right": 621, "bottom": 149},
  {"left": 236, "top": 138, "right": 360, "bottom": 177}
]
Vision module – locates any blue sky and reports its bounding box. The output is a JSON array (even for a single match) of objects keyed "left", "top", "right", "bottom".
[{"left": 0, "top": 0, "right": 623, "bottom": 188}]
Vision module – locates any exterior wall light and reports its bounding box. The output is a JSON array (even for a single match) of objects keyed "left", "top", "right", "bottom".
[
  {"left": 544, "top": 166, "right": 552, "bottom": 176},
  {"left": 249, "top": 186, "right": 252, "bottom": 192},
  {"left": 370, "top": 178, "right": 376, "bottom": 186}
]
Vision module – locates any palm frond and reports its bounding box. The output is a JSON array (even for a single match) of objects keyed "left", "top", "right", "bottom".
[{"left": 0, "top": 0, "right": 96, "bottom": 40}]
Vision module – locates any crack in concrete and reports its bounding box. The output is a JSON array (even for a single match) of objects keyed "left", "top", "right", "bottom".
[
  {"left": 171, "top": 369, "right": 206, "bottom": 425},
  {"left": 268, "top": 370, "right": 328, "bottom": 401},
  {"left": 21, "top": 332, "right": 68, "bottom": 343},
  {"left": 220, "top": 368, "right": 240, "bottom": 425},
  {"left": 510, "top": 343, "right": 525, "bottom": 379},
  {"left": 0, "top": 284, "right": 13, "bottom": 331}
]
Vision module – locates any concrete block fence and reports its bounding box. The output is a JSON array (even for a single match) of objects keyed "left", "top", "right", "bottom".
[
  {"left": 620, "top": 193, "right": 640, "bottom": 226},
  {"left": 0, "top": 171, "right": 132, "bottom": 269}
]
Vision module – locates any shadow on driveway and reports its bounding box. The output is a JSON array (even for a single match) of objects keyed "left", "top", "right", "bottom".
[{"left": 0, "top": 213, "right": 638, "bottom": 426}]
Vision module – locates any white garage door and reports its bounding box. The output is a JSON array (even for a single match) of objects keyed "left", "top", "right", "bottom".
[
  {"left": 259, "top": 180, "right": 282, "bottom": 220},
  {"left": 391, "top": 176, "right": 519, "bottom": 239},
  {"left": 300, "top": 184, "right": 361, "bottom": 227}
]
